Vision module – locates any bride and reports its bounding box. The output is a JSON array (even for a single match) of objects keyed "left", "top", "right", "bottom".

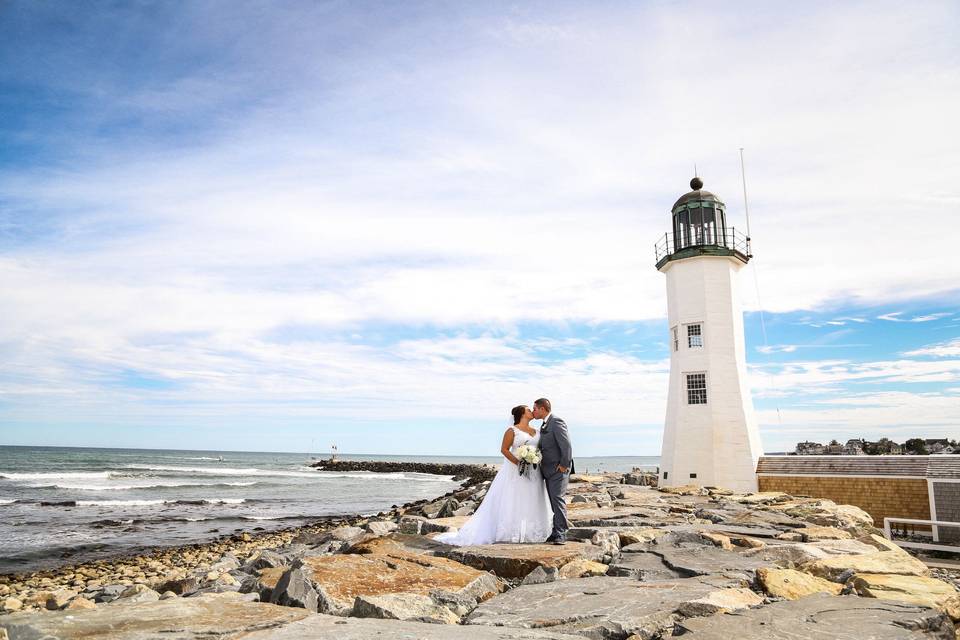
[{"left": 436, "top": 405, "right": 553, "bottom": 545}]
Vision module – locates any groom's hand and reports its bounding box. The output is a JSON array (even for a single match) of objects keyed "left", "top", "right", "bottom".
[{"left": 557, "top": 465, "right": 568, "bottom": 473}]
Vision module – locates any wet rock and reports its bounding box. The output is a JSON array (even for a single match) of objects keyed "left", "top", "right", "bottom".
[
  {"left": 676, "top": 592, "right": 955, "bottom": 639},
  {"left": 439, "top": 542, "right": 605, "bottom": 579},
  {"left": 756, "top": 567, "right": 842, "bottom": 599},
  {"left": 352, "top": 593, "right": 460, "bottom": 624},
  {"left": 0, "top": 592, "right": 312, "bottom": 639}
]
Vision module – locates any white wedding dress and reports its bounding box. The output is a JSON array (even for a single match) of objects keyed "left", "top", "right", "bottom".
[{"left": 436, "top": 426, "right": 553, "bottom": 546}]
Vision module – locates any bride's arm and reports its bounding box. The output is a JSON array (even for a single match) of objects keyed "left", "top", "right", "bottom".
[{"left": 500, "top": 429, "right": 520, "bottom": 466}]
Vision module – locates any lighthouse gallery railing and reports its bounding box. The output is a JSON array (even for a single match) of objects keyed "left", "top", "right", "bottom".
[{"left": 654, "top": 227, "right": 752, "bottom": 263}]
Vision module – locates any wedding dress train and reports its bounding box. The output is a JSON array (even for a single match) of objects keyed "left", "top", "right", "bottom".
[{"left": 436, "top": 426, "right": 553, "bottom": 545}]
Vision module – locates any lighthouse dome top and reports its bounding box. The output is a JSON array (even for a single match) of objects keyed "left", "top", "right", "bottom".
[{"left": 672, "top": 177, "right": 723, "bottom": 211}]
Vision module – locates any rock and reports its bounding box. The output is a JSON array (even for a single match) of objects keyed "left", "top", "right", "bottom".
[
  {"left": 804, "top": 548, "right": 930, "bottom": 582},
  {"left": 64, "top": 597, "right": 97, "bottom": 610},
  {"left": 607, "top": 551, "right": 689, "bottom": 581},
  {"left": 676, "top": 587, "right": 764, "bottom": 616},
  {"left": 155, "top": 575, "right": 199, "bottom": 596},
  {"left": 352, "top": 593, "right": 461, "bottom": 624},
  {"left": 654, "top": 544, "right": 772, "bottom": 579},
  {"left": 159, "top": 591, "right": 177, "bottom": 600},
  {"left": 660, "top": 484, "right": 708, "bottom": 496},
  {"left": 327, "top": 526, "right": 366, "bottom": 542},
  {"left": 365, "top": 520, "right": 398, "bottom": 536},
  {"left": 756, "top": 567, "right": 842, "bottom": 599},
  {"left": 742, "top": 539, "right": 877, "bottom": 568},
  {"left": 240, "top": 613, "right": 590, "bottom": 639},
  {"left": 590, "top": 530, "right": 620, "bottom": 556},
  {"left": 521, "top": 566, "right": 559, "bottom": 585},
  {"left": 676, "top": 592, "right": 955, "bottom": 639},
  {"left": 618, "top": 528, "right": 669, "bottom": 546},
  {"left": 468, "top": 576, "right": 735, "bottom": 639},
  {"left": 116, "top": 584, "right": 161, "bottom": 604},
  {"left": 242, "top": 549, "right": 289, "bottom": 572},
  {"left": 794, "top": 526, "right": 852, "bottom": 542},
  {"left": 776, "top": 531, "right": 804, "bottom": 541},
  {"left": 439, "top": 542, "right": 605, "bottom": 579},
  {"left": 292, "top": 545, "right": 503, "bottom": 615},
  {"left": 558, "top": 560, "right": 608, "bottom": 579},
  {"left": 45, "top": 589, "right": 78, "bottom": 610},
  {"left": 700, "top": 532, "right": 734, "bottom": 550},
  {"left": 0, "top": 592, "right": 312, "bottom": 639},
  {"left": 1, "top": 598, "right": 22, "bottom": 612},
  {"left": 398, "top": 516, "right": 425, "bottom": 535},
  {"left": 269, "top": 565, "right": 319, "bottom": 612},
  {"left": 421, "top": 516, "right": 471, "bottom": 534},
  {"left": 95, "top": 584, "right": 128, "bottom": 603},
  {"left": 571, "top": 494, "right": 593, "bottom": 503},
  {"left": 852, "top": 574, "right": 959, "bottom": 612}
]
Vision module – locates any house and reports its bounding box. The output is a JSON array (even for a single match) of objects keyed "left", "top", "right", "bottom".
[
  {"left": 824, "top": 442, "right": 844, "bottom": 455},
  {"left": 843, "top": 439, "right": 866, "bottom": 455},
  {"left": 926, "top": 439, "right": 951, "bottom": 454},
  {"left": 795, "top": 441, "right": 824, "bottom": 455}
]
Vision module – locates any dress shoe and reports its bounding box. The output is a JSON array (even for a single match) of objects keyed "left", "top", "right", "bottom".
[
  {"left": 544, "top": 534, "right": 559, "bottom": 544},
  {"left": 551, "top": 534, "right": 566, "bottom": 545}
]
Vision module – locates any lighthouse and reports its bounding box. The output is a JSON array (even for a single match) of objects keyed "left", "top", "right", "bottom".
[{"left": 654, "top": 177, "right": 763, "bottom": 493}]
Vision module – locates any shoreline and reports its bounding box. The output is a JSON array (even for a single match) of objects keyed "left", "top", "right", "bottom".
[{"left": 0, "top": 461, "right": 488, "bottom": 584}]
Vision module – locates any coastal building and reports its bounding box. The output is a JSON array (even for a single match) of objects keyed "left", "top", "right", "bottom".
[
  {"left": 655, "top": 177, "right": 763, "bottom": 493},
  {"left": 795, "top": 441, "right": 825, "bottom": 455},
  {"left": 842, "top": 438, "right": 867, "bottom": 455}
]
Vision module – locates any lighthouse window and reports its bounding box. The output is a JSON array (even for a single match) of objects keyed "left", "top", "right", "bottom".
[
  {"left": 672, "top": 327, "right": 679, "bottom": 351},
  {"left": 686, "top": 373, "right": 707, "bottom": 405},
  {"left": 687, "top": 324, "right": 703, "bottom": 348}
]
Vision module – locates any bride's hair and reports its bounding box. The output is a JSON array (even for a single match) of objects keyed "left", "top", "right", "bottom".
[{"left": 511, "top": 405, "right": 527, "bottom": 425}]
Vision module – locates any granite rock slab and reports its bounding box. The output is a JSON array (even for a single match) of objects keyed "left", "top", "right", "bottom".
[
  {"left": 466, "top": 575, "right": 747, "bottom": 639},
  {"left": 0, "top": 593, "right": 311, "bottom": 640},
  {"left": 676, "top": 592, "right": 955, "bottom": 639},
  {"left": 438, "top": 542, "right": 604, "bottom": 579},
  {"left": 241, "top": 613, "right": 588, "bottom": 639}
]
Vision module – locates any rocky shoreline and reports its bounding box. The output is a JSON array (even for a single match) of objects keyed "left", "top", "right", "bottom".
[
  {"left": 2, "top": 467, "right": 960, "bottom": 639},
  {"left": 311, "top": 459, "right": 499, "bottom": 485}
]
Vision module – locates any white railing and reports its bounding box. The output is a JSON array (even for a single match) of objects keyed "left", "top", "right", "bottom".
[{"left": 884, "top": 517, "right": 960, "bottom": 553}]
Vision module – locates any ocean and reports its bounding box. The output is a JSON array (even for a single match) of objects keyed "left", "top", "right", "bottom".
[{"left": 0, "top": 446, "right": 659, "bottom": 574}]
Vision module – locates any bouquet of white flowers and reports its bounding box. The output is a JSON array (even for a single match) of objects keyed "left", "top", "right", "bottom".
[{"left": 516, "top": 444, "right": 542, "bottom": 477}]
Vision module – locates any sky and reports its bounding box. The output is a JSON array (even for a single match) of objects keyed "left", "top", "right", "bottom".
[{"left": 0, "top": 1, "right": 958, "bottom": 457}]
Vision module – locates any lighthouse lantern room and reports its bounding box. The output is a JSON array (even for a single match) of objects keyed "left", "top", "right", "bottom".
[{"left": 655, "top": 177, "right": 763, "bottom": 493}]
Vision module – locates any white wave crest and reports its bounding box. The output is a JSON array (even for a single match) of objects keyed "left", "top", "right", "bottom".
[
  {"left": 76, "top": 498, "right": 246, "bottom": 507},
  {"left": 1, "top": 471, "right": 112, "bottom": 481},
  {"left": 0, "top": 499, "right": 16, "bottom": 505},
  {"left": 126, "top": 465, "right": 259, "bottom": 475},
  {"left": 241, "top": 515, "right": 281, "bottom": 520}
]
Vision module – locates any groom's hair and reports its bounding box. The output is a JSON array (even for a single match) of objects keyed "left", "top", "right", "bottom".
[{"left": 534, "top": 398, "right": 551, "bottom": 412}]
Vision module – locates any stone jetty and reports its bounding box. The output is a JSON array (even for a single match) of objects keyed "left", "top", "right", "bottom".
[{"left": 2, "top": 467, "right": 960, "bottom": 639}]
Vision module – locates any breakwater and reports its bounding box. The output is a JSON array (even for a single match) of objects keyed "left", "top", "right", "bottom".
[{"left": 310, "top": 459, "right": 498, "bottom": 485}]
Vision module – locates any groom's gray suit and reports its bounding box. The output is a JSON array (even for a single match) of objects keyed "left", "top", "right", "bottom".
[{"left": 539, "top": 414, "right": 574, "bottom": 538}]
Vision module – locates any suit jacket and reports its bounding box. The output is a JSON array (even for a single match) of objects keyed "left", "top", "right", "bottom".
[{"left": 539, "top": 414, "right": 574, "bottom": 477}]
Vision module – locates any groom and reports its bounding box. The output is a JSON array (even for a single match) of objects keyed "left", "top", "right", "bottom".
[{"left": 533, "top": 398, "right": 574, "bottom": 545}]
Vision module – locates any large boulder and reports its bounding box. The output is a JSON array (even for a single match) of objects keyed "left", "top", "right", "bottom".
[
  {"left": 280, "top": 543, "right": 503, "bottom": 616},
  {"left": 467, "top": 576, "right": 751, "bottom": 638},
  {"left": 0, "top": 592, "right": 312, "bottom": 639},
  {"left": 676, "top": 592, "right": 955, "bottom": 639},
  {"left": 804, "top": 548, "right": 930, "bottom": 582},
  {"left": 438, "top": 542, "right": 604, "bottom": 579},
  {"left": 852, "top": 574, "right": 960, "bottom": 614},
  {"left": 352, "top": 593, "right": 460, "bottom": 624},
  {"left": 756, "top": 567, "right": 842, "bottom": 599}
]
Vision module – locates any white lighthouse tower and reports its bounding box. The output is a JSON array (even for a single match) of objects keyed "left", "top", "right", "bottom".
[{"left": 655, "top": 177, "right": 763, "bottom": 493}]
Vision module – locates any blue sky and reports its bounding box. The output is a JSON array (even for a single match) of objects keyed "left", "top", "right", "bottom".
[{"left": 1, "top": 1, "right": 958, "bottom": 456}]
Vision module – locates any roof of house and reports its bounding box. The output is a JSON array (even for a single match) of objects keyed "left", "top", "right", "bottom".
[{"left": 757, "top": 455, "right": 960, "bottom": 478}]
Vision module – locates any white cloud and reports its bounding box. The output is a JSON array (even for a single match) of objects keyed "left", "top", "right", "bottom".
[{"left": 904, "top": 338, "right": 960, "bottom": 358}]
